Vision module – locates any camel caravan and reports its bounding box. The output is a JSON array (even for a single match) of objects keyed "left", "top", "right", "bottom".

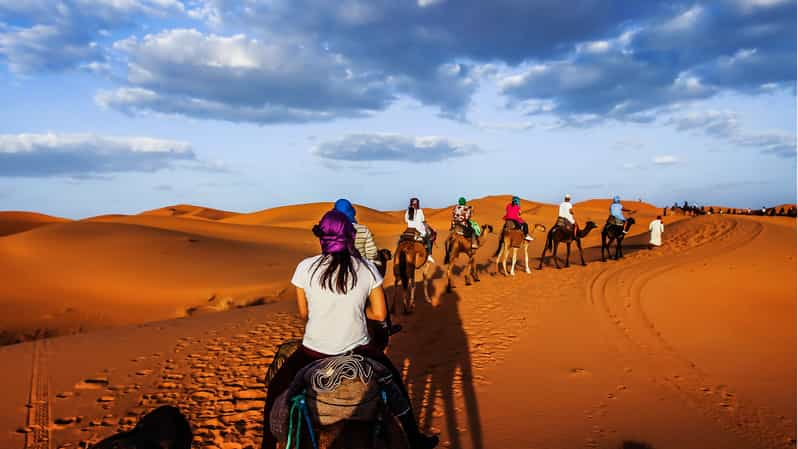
[{"left": 90, "top": 194, "right": 654, "bottom": 449}]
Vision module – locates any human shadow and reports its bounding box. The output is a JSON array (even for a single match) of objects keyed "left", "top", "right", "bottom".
[{"left": 383, "top": 284, "right": 484, "bottom": 449}]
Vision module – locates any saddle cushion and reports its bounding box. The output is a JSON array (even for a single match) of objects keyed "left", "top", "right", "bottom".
[
  {"left": 270, "top": 354, "right": 409, "bottom": 441},
  {"left": 555, "top": 217, "right": 574, "bottom": 231},
  {"left": 399, "top": 228, "right": 424, "bottom": 243},
  {"left": 606, "top": 215, "right": 625, "bottom": 227},
  {"left": 506, "top": 229, "right": 524, "bottom": 248}
]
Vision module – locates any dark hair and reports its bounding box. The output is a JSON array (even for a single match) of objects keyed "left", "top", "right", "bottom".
[
  {"left": 407, "top": 197, "right": 419, "bottom": 221},
  {"left": 311, "top": 251, "right": 361, "bottom": 294}
]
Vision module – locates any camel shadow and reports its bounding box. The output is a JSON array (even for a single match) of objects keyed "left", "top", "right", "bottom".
[
  {"left": 383, "top": 285, "right": 484, "bottom": 449},
  {"left": 620, "top": 441, "right": 654, "bottom": 449}
]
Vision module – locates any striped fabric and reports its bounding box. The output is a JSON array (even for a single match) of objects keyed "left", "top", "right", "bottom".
[{"left": 353, "top": 223, "right": 379, "bottom": 264}]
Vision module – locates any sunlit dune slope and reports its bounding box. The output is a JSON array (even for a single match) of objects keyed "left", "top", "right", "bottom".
[{"left": 0, "top": 211, "right": 70, "bottom": 237}]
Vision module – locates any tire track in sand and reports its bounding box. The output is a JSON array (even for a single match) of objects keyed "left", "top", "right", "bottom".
[
  {"left": 586, "top": 216, "right": 793, "bottom": 449},
  {"left": 25, "top": 338, "right": 51, "bottom": 449}
]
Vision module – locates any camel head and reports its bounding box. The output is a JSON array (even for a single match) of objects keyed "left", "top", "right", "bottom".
[
  {"left": 624, "top": 217, "right": 636, "bottom": 232},
  {"left": 377, "top": 248, "right": 392, "bottom": 262},
  {"left": 481, "top": 224, "right": 494, "bottom": 234}
]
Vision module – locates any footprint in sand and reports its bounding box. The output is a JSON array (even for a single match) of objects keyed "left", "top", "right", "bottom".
[{"left": 569, "top": 368, "right": 591, "bottom": 377}]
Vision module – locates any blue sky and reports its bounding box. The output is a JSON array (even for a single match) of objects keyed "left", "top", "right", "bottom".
[{"left": 0, "top": 0, "right": 795, "bottom": 218}]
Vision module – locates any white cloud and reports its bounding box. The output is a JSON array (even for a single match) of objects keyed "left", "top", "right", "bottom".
[
  {"left": 0, "top": 132, "right": 197, "bottom": 177},
  {"left": 652, "top": 155, "right": 679, "bottom": 165},
  {"left": 313, "top": 134, "right": 481, "bottom": 163}
]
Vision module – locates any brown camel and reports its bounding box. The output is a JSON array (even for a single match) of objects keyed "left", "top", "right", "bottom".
[
  {"left": 375, "top": 248, "right": 392, "bottom": 278},
  {"left": 601, "top": 217, "right": 636, "bottom": 261},
  {"left": 443, "top": 223, "right": 492, "bottom": 292},
  {"left": 495, "top": 222, "right": 546, "bottom": 275},
  {"left": 392, "top": 239, "right": 431, "bottom": 314},
  {"left": 537, "top": 221, "right": 598, "bottom": 269}
]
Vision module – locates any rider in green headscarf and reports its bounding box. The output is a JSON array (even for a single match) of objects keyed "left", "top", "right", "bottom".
[{"left": 452, "top": 197, "right": 481, "bottom": 248}]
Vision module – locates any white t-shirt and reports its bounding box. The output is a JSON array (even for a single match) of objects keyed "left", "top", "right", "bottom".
[
  {"left": 558, "top": 202, "right": 574, "bottom": 224},
  {"left": 291, "top": 255, "right": 383, "bottom": 355},
  {"left": 404, "top": 208, "right": 427, "bottom": 236}
]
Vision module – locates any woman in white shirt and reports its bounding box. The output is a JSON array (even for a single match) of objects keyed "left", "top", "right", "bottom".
[
  {"left": 404, "top": 197, "right": 435, "bottom": 263},
  {"left": 261, "top": 210, "right": 438, "bottom": 449}
]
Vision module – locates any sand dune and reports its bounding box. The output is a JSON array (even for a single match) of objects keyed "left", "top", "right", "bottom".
[
  {"left": 0, "top": 217, "right": 315, "bottom": 344},
  {"left": 0, "top": 199, "right": 793, "bottom": 449},
  {"left": 0, "top": 211, "right": 792, "bottom": 449},
  {"left": 140, "top": 204, "right": 240, "bottom": 221},
  {"left": 0, "top": 211, "right": 69, "bottom": 237}
]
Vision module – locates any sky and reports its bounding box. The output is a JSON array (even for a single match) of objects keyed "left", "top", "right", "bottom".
[{"left": 0, "top": 0, "right": 795, "bottom": 219}]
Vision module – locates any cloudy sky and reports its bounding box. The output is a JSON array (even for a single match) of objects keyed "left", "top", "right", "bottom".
[{"left": 0, "top": 0, "right": 795, "bottom": 218}]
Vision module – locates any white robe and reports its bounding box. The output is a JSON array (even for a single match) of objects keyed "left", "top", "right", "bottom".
[{"left": 648, "top": 219, "right": 664, "bottom": 246}]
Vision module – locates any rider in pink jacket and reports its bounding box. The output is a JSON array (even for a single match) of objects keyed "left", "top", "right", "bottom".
[{"left": 503, "top": 196, "right": 533, "bottom": 241}]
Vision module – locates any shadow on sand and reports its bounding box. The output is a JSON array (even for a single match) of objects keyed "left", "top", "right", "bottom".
[{"left": 384, "top": 274, "right": 484, "bottom": 449}]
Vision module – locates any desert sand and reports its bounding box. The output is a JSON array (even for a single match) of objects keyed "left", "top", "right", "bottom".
[{"left": 0, "top": 197, "right": 794, "bottom": 449}]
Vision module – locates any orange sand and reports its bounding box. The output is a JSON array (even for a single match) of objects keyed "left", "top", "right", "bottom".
[{"left": 0, "top": 198, "right": 794, "bottom": 449}]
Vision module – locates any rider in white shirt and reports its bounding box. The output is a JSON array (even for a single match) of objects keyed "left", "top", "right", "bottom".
[
  {"left": 558, "top": 194, "right": 578, "bottom": 237},
  {"left": 405, "top": 197, "right": 434, "bottom": 263}
]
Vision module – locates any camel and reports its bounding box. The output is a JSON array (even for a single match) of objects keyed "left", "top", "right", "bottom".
[
  {"left": 537, "top": 221, "right": 598, "bottom": 269},
  {"left": 375, "top": 248, "right": 392, "bottom": 278},
  {"left": 443, "top": 223, "right": 492, "bottom": 292},
  {"left": 494, "top": 222, "right": 546, "bottom": 275},
  {"left": 601, "top": 217, "right": 636, "bottom": 261},
  {"left": 392, "top": 238, "right": 431, "bottom": 314}
]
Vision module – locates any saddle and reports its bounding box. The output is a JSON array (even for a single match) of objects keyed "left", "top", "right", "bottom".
[
  {"left": 270, "top": 353, "right": 410, "bottom": 441},
  {"left": 399, "top": 228, "right": 424, "bottom": 243},
  {"left": 502, "top": 220, "right": 524, "bottom": 248},
  {"left": 451, "top": 222, "right": 473, "bottom": 238},
  {"left": 605, "top": 215, "right": 625, "bottom": 227},
  {"left": 555, "top": 216, "right": 574, "bottom": 232}
]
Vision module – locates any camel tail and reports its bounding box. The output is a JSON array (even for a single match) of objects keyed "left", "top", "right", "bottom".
[
  {"left": 494, "top": 236, "right": 504, "bottom": 257},
  {"left": 397, "top": 250, "right": 409, "bottom": 291}
]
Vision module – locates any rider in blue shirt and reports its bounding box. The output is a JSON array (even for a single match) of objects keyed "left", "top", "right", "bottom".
[{"left": 610, "top": 196, "right": 626, "bottom": 222}]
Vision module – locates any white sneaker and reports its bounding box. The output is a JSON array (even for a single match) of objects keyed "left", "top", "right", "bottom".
[
  {"left": 524, "top": 235, "right": 533, "bottom": 241},
  {"left": 427, "top": 255, "right": 435, "bottom": 264}
]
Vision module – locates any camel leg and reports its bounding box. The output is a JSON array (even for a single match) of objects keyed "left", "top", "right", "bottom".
[
  {"left": 577, "top": 239, "right": 587, "bottom": 266},
  {"left": 445, "top": 259, "right": 454, "bottom": 293},
  {"left": 502, "top": 243, "right": 510, "bottom": 276},
  {"left": 422, "top": 263, "right": 432, "bottom": 304},
  {"left": 538, "top": 238, "right": 548, "bottom": 269},
  {"left": 406, "top": 269, "right": 415, "bottom": 314},
  {"left": 496, "top": 244, "right": 503, "bottom": 275},
  {"left": 472, "top": 254, "right": 480, "bottom": 282},
  {"left": 618, "top": 237, "right": 624, "bottom": 258},
  {"left": 551, "top": 242, "right": 560, "bottom": 269},
  {"left": 510, "top": 248, "right": 517, "bottom": 276},
  {"left": 601, "top": 233, "right": 607, "bottom": 262},
  {"left": 392, "top": 278, "right": 400, "bottom": 314},
  {"left": 565, "top": 242, "right": 571, "bottom": 268},
  {"left": 524, "top": 243, "right": 531, "bottom": 274}
]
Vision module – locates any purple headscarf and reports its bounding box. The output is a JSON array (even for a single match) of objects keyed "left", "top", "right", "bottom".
[{"left": 313, "top": 210, "right": 357, "bottom": 254}]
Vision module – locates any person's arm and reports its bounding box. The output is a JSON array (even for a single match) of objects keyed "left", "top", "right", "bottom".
[
  {"left": 365, "top": 286, "right": 388, "bottom": 321},
  {"left": 296, "top": 287, "right": 309, "bottom": 320},
  {"left": 363, "top": 228, "right": 378, "bottom": 262}
]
